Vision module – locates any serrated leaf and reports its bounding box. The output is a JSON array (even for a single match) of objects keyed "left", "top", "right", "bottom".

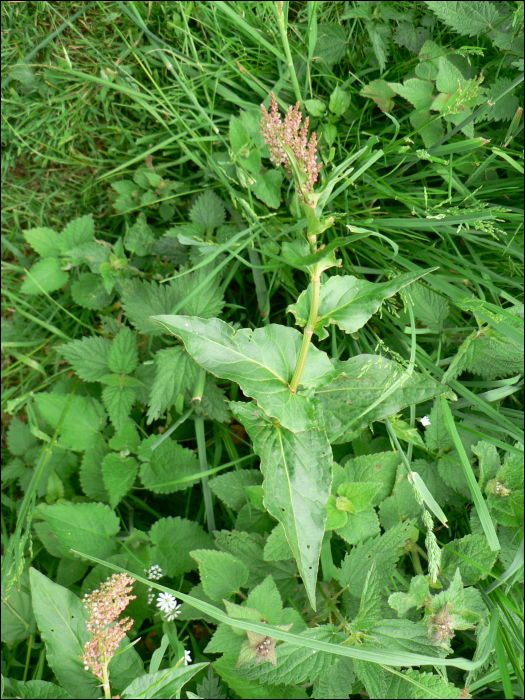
[
  {"left": 354, "top": 659, "right": 387, "bottom": 699},
  {"left": 367, "top": 22, "right": 390, "bottom": 73},
  {"left": 385, "top": 668, "right": 459, "bottom": 698},
  {"left": 288, "top": 270, "right": 434, "bottom": 341},
  {"left": 436, "top": 55, "right": 466, "bottom": 93},
  {"left": 440, "top": 534, "right": 498, "bottom": 585},
  {"left": 209, "top": 469, "right": 264, "bottom": 512},
  {"left": 360, "top": 80, "right": 395, "bottom": 112},
  {"left": 231, "top": 402, "right": 332, "bottom": 610},
  {"left": 34, "top": 394, "right": 107, "bottom": 451},
  {"left": 246, "top": 576, "right": 283, "bottom": 625},
  {"left": 60, "top": 336, "right": 112, "bottom": 382},
  {"left": 21, "top": 258, "right": 69, "bottom": 295},
  {"left": 315, "top": 23, "right": 347, "bottom": 67},
  {"left": 343, "top": 451, "right": 400, "bottom": 505},
  {"left": 408, "top": 283, "right": 450, "bottom": 327},
  {"left": 389, "top": 575, "right": 430, "bottom": 616},
  {"left": 337, "top": 482, "right": 382, "bottom": 514},
  {"left": 36, "top": 502, "right": 120, "bottom": 561},
  {"left": 336, "top": 521, "right": 413, "bottom": 598},
  {"left": 7, "top": 417, "right": 37, "bottom": 456},
  {"left": 108, "top": 327, "right": 138, "bottom": 374},
  {"left": 190, "top": 190, "right": 226, "bottom": 231},
  {"left": 483, "top": 77, "right": 520, "bottom": 122},
  {"left": 424, "top": 1, "right": 502, "bottom": 38},
  {"left": 108, "top": 421, "right": 140, "bottom": 453},
  {"left": 250, "top": 169, "right": 283, "bottom": 209},
  {"left": 146, "top": 346, "right": 198, "bottom": 423},
  {"left": 125, "top": 212, "right": 154, "bottom": 256},
  {"left": 23, "top": 226, "right": 61, "bottom": 258},
  {"left": 101, "top": 453, "right": 138, "bottom": 508},
  {"left": 350, "top": 562, "right": 382, "bottom": 632},
  {"left": 150, "top": 516, "right": 215, "bottom": 577},
  {"left": 486, "top": 448, "right": 524, "bottom": 528},
  {"left": 370, "top": 618, "right": 445, "bottom": 657},
  {"left": 191, "top": 549, "right": 249, "bottom": 601},
  {"left": 214, "top": 652, "right": 309, "bottom": 699},
  {"left": 154, "top": 316, "right": 340, "bottom": 433},
  {"left": 71, "top": 272, "right": 114, "bottom": 310},
  {"left": 394, "top": 22, "right": 430, "bottom": 54},
  {"left": 139, "top": 437, "right": 200, "bottom": 494},
  {"left": 102, "top": 385, "right": 135, "bottom": 434},
  {"left": 334, "top": 507, "right": 380, "bottom": 546},
  {"left": 122, "top": 279, "right": 183, "bottom": 335},
  {"left": 312, "top": 657, "right": 355, "bottom": 699},
  {"left": 79, "top": 434, "right": 110, "bottom": 502},
  {"left": 264, "top": 524, "right": 294, "bottom": 562},
  {"left": 59, "top": 214, "right": 95, "bottom": 256},
  {"left": 315, "top": 354, "right": 447, "bottom": 444}
]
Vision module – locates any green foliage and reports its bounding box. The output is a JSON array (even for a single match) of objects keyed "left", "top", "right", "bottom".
[{"left": 3, "top": 3, "right": 523, "bottom": 698}]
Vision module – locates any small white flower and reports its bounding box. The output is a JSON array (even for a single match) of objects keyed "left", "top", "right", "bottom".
[
  {"left": 156, "top": 592, "right": 177, "bottom": 613},
  {"left": 184, "top": 649, "right": 192, "bottom": 666},
  {"left": 421, "top": 416, "right": 431, "bottom": 427},
  {"left": 165, "top": 602, "right": 182, "bottom": 621}
]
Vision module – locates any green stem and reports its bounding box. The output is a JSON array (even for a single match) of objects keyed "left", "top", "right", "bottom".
[
  {"left": 274, "top": 3, "right": 303, "bottom": 105},
  {"left": 192, "top": 368, "right": 216, "bottom": 533},
  {"left": 289, "top": 268, "right": 320, "bottom": 393}
]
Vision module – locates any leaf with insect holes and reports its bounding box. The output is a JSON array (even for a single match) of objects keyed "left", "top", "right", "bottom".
[
  {"left": 231, "top": 401, "right": 332, "bottom": 610},
  {"left": 153, "top": 316, "right": 340, "bottom": 433},
  {"left": 315, "top": 354, "right": 448, "bottom": 444},
  {"left": 60, "top": 336, "right": 112, "bottom": 382},
  {"left": 288, "top": 270, "right": 437, "bottom": 340}
]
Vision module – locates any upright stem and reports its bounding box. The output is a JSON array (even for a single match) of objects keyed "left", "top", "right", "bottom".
[
  {"left": 289, "top": 267, "right": 320, "bottom": 393},
  {"left": 192, "top": 368, "right": 216, "bottom": 533},
  {"left": 275, "top": 3, "right": 303, "bottom": 105}
]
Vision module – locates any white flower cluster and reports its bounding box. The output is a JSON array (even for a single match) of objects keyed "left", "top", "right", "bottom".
[
  {"left": 144, "top": 565, "right": 164, "bottom": 605},
  {"left": 156, "top": 592, "right": 182, "bottom": 622}
]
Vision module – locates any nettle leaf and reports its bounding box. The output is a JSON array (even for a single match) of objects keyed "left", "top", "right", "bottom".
[
  {"left": 21, "top": 258, "right": 69, "bottom": 295},
  {"left": 122, "top": 279, "right": 183, "bottom": 335},
  {"left": 315, "top": 354, "right": 448, "bottom": 444},
  {"left": 150, "top": 516, "right": 215, "bottom": 577},
  {"left": 315, "top": 22, "right": 347, "bottom": 67},
  {"left": 214, "top": 653, "right": 309, "bottom": 700},
  {"left": 440, "top": 534, "right": 498, "bottom": 586},
  {"left": 7, "top": 418, "right": 37, "bottom": 456},
  {"left": 60, "top": 336, "right": 112, "bottom": 382},
  {"left": 124, "top": 212, "right": 154, "bottom": 256},
  {"left": 343, "top": 451, "right": 400, "bottom": 505},
  {"left": 336, "top": 520, "right": 413, "bottom": 598},
  {"left": 101, "top": 453, "right": 139, "bottom": 509},
  {"left": 424, "top": 1, "right": 502, "bottom": 38},
  {"left": 190, "top": 549, "right": 249, "bottom": 601},
  {"left": 312, "top": 657, "right": 355, "bottom": 699},
  {"left": 109, "top": 420, "right": 140, "bottom": 453},
  {"left": 24, "top": 226, "right": 61, "bottom": 258},
  {"left": 108, "top": 327, "right": 138, "bottom": 374},
  {"left": 388, "top": 78, "right": 434, "bottom": 111},
  {"left": 71, "top": 272, "right": 114, "bottom": 310},
  {"left": 139, "top": 436, "right": 200, "bottom": 494},
  {"left": 34, "top": 394, "right": 107, "bottom": 451},
  {"left": 394, "top": 22, "right": 430, "bottom": 54},
  {"left": 190, "top": 189, "right": 226, "bottom": 231},
  {"left": 353, "top": 660, "right": 386, "bottom": 699},
  {"left": 147, "top": 346, "right": 199, "bottom": 424},
  {"left": 486, "top": 447, "right": 524, "bottom": 528},
  {"left": 36, "top": 502, "right": 120, "bottom": 561},
  {"left": 231, "top": 402, "right": 332, "bottom": 610},
  {"left": 154, "top": 316, "right": 340, "bottom": 433},
  {"left": 369, "top": 618, "right": 445, "bottom": 657},
  {"left": 264, "top": 524, "right": 294, "bottom": 562},
  {"left": 102, "top": 385, "right": 135, "bottom": 434},
  {"left": 68, "top": 241, "right": 111, "bottom": 273},
  {"left": 79, "top": 434, "right": 110, "bottom": 502},
  {"left": 349, "top": 562, "right": 382, "bottom": 633},
  {"left": 407, "top": 283, "right": 450, "bottom": 327},
  {"left": 210, "top": 469, "right": 264, "bottom": 512},
  {"left": 367, "top": 22, "right": 390, "bottom": 74},
  {"left": 58, "top": 214, "right": 95, "bottom": 256},
  {"left": 389, "top": 575, "right": 430, "bottom": 616},
  {"left": 246, "top": 576, "right": 283, "bottom": 625},
  {"left": 288, "top": 270, "right": 435, "bottom": 340},
  {"left": 360, "top": 79, "right": 396, "bottom": 112},
  {"left": 385, "top": 668, "right": 460, "bottom": 699},
  {"left": 214, "top": 530, "right": 300, "bottom": 602},
  {"left": 333, "top": 507, "right": 380, "bottom": 546}
]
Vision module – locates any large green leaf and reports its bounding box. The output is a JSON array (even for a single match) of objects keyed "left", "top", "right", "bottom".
[
  {"left": 315, "top": 354, "right": 448, "bottom": 443},
  {"left": 154, "top": 316, "right": 339, "bottom": 432},
  {"left": 288, "top": 270, "right": 436, "bottom": 340},
  {"left": 231, "top": 402, "right": 332, "bottom": 610}
]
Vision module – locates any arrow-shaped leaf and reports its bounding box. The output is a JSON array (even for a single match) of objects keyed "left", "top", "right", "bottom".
[
  {"left": 231, "top": 401, "right": 332, "bottom": 610},
  {"left": 153, "top": 316, "right": 340, "bottom": 432},
  {"left": 288, "top": 269, "right": 438, "bottom": 340}
]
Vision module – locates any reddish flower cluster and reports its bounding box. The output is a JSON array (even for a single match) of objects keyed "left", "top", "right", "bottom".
[
  {"left": 260, "top": 92, "right": 322, "bottom": 200},
  {"left": 82, "top": 573, "right": 136, "bottom": 681}
]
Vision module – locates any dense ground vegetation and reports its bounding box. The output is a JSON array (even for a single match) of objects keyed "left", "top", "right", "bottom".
[{"left": 1, "top": 2, "right": 524, "bottom": 698}]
